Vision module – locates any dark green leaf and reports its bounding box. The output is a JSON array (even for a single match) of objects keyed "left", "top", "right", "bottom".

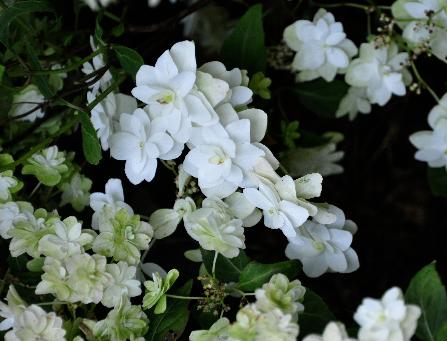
[
  {"left": 0, "top": 0, "right": 54, "bottom": 47},
  {"left": 221, "top": 4, "right": 266, "bottom": 74},
  {"left": 95, "top": 15, "right": 104, "bottom": 44},
  {"left": 299, "top": 289, "right": 336, "bottom": 336},
  {"left": 201, "top": 249, "right": 250, "bottom": 283},
  {"left": 79, "top": 111, "right": 102, "bottom": 165},
  {"left": 427, "top": 168, "right": 447, "bottom": 198},
  {"left": 436, "top": 321, "right": 447, "bottom": 341},
  {"left": 25, "top": 44, "right": 55, "bottom": 98},
  {"left": 405, "top": 262, "right": 447, "bottom": 341},
  {"left": 147, "top": 280, "right": 193, "bottom": 341},
  {"left": 0, "top": 65, "right": 4, "bottom": 82},
  {"left": 237, "top": 260, "right": 300, "bottom": 292},
  {"left": 113, "top": 46, "right": 144, "bottom": 80},
  {"left": 293, "top": 79, "right": 349, "bottom": 118}
]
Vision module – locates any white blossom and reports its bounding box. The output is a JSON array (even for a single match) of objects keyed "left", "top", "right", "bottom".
[
  {"left": 346, "top": 42, "right": 409, "bottom": 106},
  {"left": 410, "top": 93, "right": 447, "bottom": 168},
  {"left": 8, "top": 85, "right": 45, "bottom": 122},
  {"left": 102, "top": 262, "right": 142, "bottom": 308},
  {"left": 60, "top": 173, "right": 92, "bottom": 212},
  {"left": 0, "top": 172, "right": 18, "bottom": 202},
  {"left": 336, "top": 87, "right": 372, "bottom": 120},
  {"left": 88, "top": 91, "right": 137, "bottom": 151},
  {"left": 284, "top": 9, "right": 357, "bottom": 82},
  {"left": 303, "top": 321, "right": 357, "bottom": 341},
  {"left": 89, "top": 178, "right": 133, "bottom": 229},
  {"left": 286, "top": 205, "right": 359, "bottom": 277},
  {"left": 0, "top": 202, "right": 33, "bottom": 239},
  {"left": 5, "top": 305, "right": 66, "bottom": 341},
  {"left": 0, "top": 286, "right": 26, "bottom": 332},
  {"left": 109, "top": 108, "right": 176, "bottom": 185},
  {"left": 84, "top": 0, "right": 117, "bottom": 11},
  {"left": 354, "top": 287, "right": 421, "bottom": 341}
]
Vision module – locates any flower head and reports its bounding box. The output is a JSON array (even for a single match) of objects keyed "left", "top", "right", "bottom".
[
  {"left": 303, "top": 321, "right": 356, "bottom": 341},
  {"left": 8, "top": 85, "right": 45, "bottom": 122},
  {"left": 60, "top": 173, "right": 92, "bottom": 212},
  {"left": 102, "top": 262, "right": 142, "bottom": 308},
  {"left": 143, "top": 269, "right": 179, "bottom": 313},
  {"left": 0, "top": 171, "right": 21, "bottom": 202},
  {"left": 22, "top": 146, "right": 68, "bottom": 186}
]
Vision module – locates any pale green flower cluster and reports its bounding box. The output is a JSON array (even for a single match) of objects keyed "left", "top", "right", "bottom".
[
  {"left": 142, "top": 269, "right": 179, "bottom": 314},
  {"left": 59, "top": 172, "right": 92, "bottom": 212},
  {"left": 0, "top": 170, "right": 22, "bottom": 203},
  {"left": 22, "top": 145, "right": 69, "bottom": 186}
]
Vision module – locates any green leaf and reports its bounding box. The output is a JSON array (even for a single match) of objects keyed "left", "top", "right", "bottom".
[
  {"left": 113, "top": 46, "right": 144, "bottom": 80},
  {"left": 436, "top": 322, "right": 447, "bottom": 341},
  {"left": 0, "top": 65, "right": 4, "bottom": 82},
  {"left": 237, "top": 260, "right": 300, "bottom": 292},
  {"left": 25, "top": 43, "right": 56, "bottom": 98},
  {"left": 221, "top": 4, "right": 266, "bottom": 74},
  {"left": 147, "top": 280, "right": 193, "bottom": 341},
  {"left": 26, "top": 257, "right": 44, "bottom": 272},
  {"left": 201, "top": 249, "right": 250, "bottom": 283},
  {"left": 79, "top": 111, "right": 102, "bottom": 165},
  {"left": 405, "top": 262, "right": 447, "bottom": 341},
  {"left": 0, "top": 0, "right": 54, "bottom": 47},
  {"left": 293, "top": 79, "right": 349, "bottom": 118},
  {"left": 427, "top": 168, "right": 447, "bottom": 198},
  {"left": 299, "top": 290, "right": 336, "bottom": 336}
]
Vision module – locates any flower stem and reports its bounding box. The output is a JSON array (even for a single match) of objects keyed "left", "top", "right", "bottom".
[
  {"left": 36, "top": 301, "right": 70, "bottom": 306},
  {"left": 29, "top": 181, "right": 42, "bottom": 199},
  {"left": 165, "top": 294, "right": 204, "bottom": 300},
  {"left": 410, "top": 60, "right": 440, "bottom": 103},
  {"left": 212, "top": 251, "right": 219, "bottom": 279}
]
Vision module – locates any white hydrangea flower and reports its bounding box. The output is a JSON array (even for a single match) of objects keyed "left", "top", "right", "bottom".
[
  {"left": 354, "top": 287, "right": 421, "bottom": 341},
  {"left": 0, "top": 172, "right": 18, "bottom": 202},
  {"left": 93, "top": 208, "right": 153, "bottom": 265},
  {"left": 109, "top": 108, "right": 176, "bottom": 185},
  {"left": 4, "top": 305, "right": 66, "bottom": 341},
  {"left": 184, "top": 206, "right": 245, "bottom": 258},
  {"left": 0, "top": 286, "right": 26, "bottom": 332},
  {"left": 228, "top": 304, "right": 299, "bottom": 341},
  {"left": 336, "top": 86, "right": 372, "bottom": 120},
  {"left": 282, "top": 142, "right": 344, "bottom": 177},
  {"left": 243, "top": 175, "right": 321, "bottom": 238},
  {"left": 88, "top": 91, "right": 138, "bottom": 151},
  {"left": 37, "top": 253, "right": 111, "bottom": 304},
  {"left": 410, "top": 93, "right": 447, "bottom": 168},
  {"left": 189, "top": 317, "right": 230, "bottom": 341},
  {"left": 8, "top": 85, "right": 45, "bottom": 122},
  {"left": 81, "top": 36, "right": 113, "bottom": 94},
  {"left": 38, "top": 216, "right": 94, "bottom": 259},
  {"left": 184, "top": 120, "right": 265, "bottom": 198},
  {"left": 255, "top": 273, "right": 306, "bottom": 319},
  {"left": 149, "top": 197, "right": 196, "bottom": 239},
  {"left": 392, "top": 0, "right": 447, "bottom": 62},
  {"left": 283, "top": 9, "right": 357, "bottom": 82},
  {"left": 303, "top": 321, "right": 357, "bottom": 341},
  {"left": 0, "top": 201, "right": 33, "bottom": 239},
  {"left": 60, "top": 173, "right": 92, "bottom": 212},
  {"left": 90, "top": 178, "right": 133, "bottom": 229},
  {"left": 199, "top": 61, "right": 252, "bottom": 108},
  {"left": 346, "top": 42, "right": 409, "bottom": 106},
  {"left": 102, "top": 262, "right": 142, "bottom": 308},
  {"left": 286, "top": 205, "right": 359, "bottom": 277},
  {"left": 84, "top": 0, "right": 117, "bottom": 11}
]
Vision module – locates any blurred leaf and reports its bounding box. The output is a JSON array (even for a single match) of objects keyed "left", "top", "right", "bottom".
[
  {"left": 201, "top": 249, "right": 250, "bottom": 283},
  {"left": 299, "top": 290, "right": 336, "bottom": 336},
  {"left": 79, "top": 111, "right": 102, "bottom": 165},
  {"left": 436, "top": 322, "right": 447, "bottom": 341},
  {"left": 0, "top": 0, "right": 53, "bottom": 47},
  {"left": 111, "top": 23, "right": 125, "bottom": 37},
  {"left": 26, "top": 257, "right": 44, "bottom": 272},
  {"left": 281, "top": 120, "right": 300, "bottom": 149},
  {"left": 221, "top": 4, "right": 266, "bottom": 74},
  {"left": 0, "top": 65, "right": 4, "bottom": 82},
  {"left": 95, "top": 15, "right": 104, "bottom": 44},
  {"left": 25, "top": 44, "right": 55, "bottom": 98},
  {"left": 237, "top": 260, "right": 300, "bottom": 292},
  {"left": 147, "top": 280, "right": 192, "bottom": 341},
  {"left": 113, "top": 46, "right": 144, "bottom": 80},
  {"left": 427, "top": 168, "right": 447, "bottom": 198},
  {"left": 406, "top": 262, "right": 447, "bottom": 341},
  {"left": 293, "top": 79, "right": 348, "bottom": 118}
]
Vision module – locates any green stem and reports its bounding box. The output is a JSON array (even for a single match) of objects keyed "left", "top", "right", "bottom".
[
  {"left": 165, "top": 294, "right": 204, "bottom": 300},
  {"left": 212, "top": 251, "right": 218, "bottom": 279},
  {"left": 28, "top": 181, "right": 42, "bottom": 199},
  {"left": 36, "top": 301, "right": 70, "bottom": 306},
  {"left": 410, "top": 60, "right": 440, "bottom": 103}
]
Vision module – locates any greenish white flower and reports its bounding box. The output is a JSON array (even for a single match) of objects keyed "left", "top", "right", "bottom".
[
  {"left": 36, "top": 253, "right": 111, "bottom": 304},
  {"left": 22, "top": 146, "right": 68, "bottom": 186},
  {"left": 102, "top": 262, "right": 142, "bottom": 308},
  {"left": 189, "top": 317, "right": 230, "bottom": 341},
  {"left": 0, "top": 171, "right": 21, "bottom": 202},
  {"left": 255, "top": 273, "right": 306, "bottom": 319},
  {"left": 0, "top": 286, "right": 26, "bottom": 332},
  {"left": 184, "top": 207, "right": 245, "bottom": 258},
  {"left": 9, "top": 208, "right": 58, "bottom": 258},
  {"left": 38, "top": 216, "right": 95, "bottom": 259},
  {"left": 60, "top": 173, "right": 92, "bottom": 212},
  {"left": 0, "top": 201, "right": 33, "bottom": 239},
  {"left": 303, "top": 321, "right": 356, "bottom": 341},
  {"left": 143, "top": 269, "right": 179, "bottom": 313},
  {"left": 93, "top": 299, "right": 149, "bottom": 341},
  {"left": 4, "top": 305, "right": 66, "bottom": 341},
  {"left": 150, "top": 197, "right": 196, "bottom": 239},
  {"left": 93, "top": 208, "right": 153, "bottom": 265},
  {"left": 228, "top": 304, "right": 299, "bottom": 341},
  {"left": 8, "top": 85, "right": 45, "bottom": 122}
]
